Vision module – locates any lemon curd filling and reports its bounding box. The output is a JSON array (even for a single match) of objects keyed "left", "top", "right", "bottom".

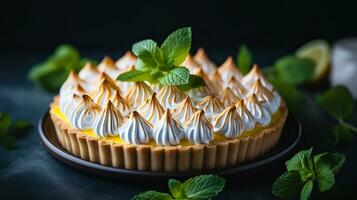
[{"left": 51, "top": 105, "right": 281, "bottom": 146}]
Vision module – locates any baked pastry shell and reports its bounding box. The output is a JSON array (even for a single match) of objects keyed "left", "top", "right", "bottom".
[{"left": 50, "top": 96, "right": 288, "bottom": 172}]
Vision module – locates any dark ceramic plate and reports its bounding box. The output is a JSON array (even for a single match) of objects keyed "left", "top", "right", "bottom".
[{"left": 39, "top": 111, "right": 301, "bottom": 181}]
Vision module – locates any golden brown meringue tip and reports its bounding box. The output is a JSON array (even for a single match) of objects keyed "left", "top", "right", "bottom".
[
  {"left": 221, "top": 87, "right": 239, "bottom": 106},
  {"left": 81, "top": 94, "right": 101, "bottom": 109},
  {"left": 82, "top": 62, "right": 98, "bottom": 71},
  {"left": 251, "top": 79, "right": 274, "bottom": 100},
  {"left": 246, "top": 93, "right": 261, "bottom": 104},
  {"left": 194, "top": 48, "right": 208, "bottom": 60},
  {"left": 182, "top": 54, "right": 201, "bottom": 69},
  {"left": 98, "top": 56, "right": 117, "bottom": 70},
  {"left": 119, "top": 51, "right": 136, "bottom": 61},
  {"left": 219, "top": 56, "right": 236, "bottom": 69},
  {"left": 227, "top": 76, "right": 246, "bottom": 93},
  {"left": 73, "top": 82, "right": 87, "bottom": 94}
]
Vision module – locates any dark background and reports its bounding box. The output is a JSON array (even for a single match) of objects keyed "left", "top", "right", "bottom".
[{"left": 2, "top": 0, "right": 357, "bottom": 57}]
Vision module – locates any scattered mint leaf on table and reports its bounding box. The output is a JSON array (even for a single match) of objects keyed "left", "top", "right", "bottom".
[
  {"left": 236, "top": 44, "right": 252, "bottom": 75},
  {"left": 326, "top": 125, "right": 354, "bottom": 146},
  {"left": 272, "top": 148, "right": 345, "bottom": 200},
  {"left": 131, "top": 175, "right": 225, "bottom": 200},
  {"left": 118, "top": 27, "right": 205, "bottom": 90},
  {"left": 274, "top": 55, "right": 315, "bottom": 84},
  {"left": 0, "top": 112, "right": 32, "bottom": 150}
]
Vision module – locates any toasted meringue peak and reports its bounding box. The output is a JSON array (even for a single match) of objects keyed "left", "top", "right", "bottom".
[
  {"left": 125, "top": 81, "right": 153, "bottom": 109},
  {"left": 69, "top": 95, "right": 101, "bottom": 130},
  {"left": 185, "top": 110, "right": 213, "bottom": 144},
  {"left": 245, "top": 94, "right": 271, "bottom": 126},
  {"left": 226, "top": 76, "right": 247, "bottom": 98},
  {"left": 61, "top": 94, "right": 82, "bottom": 118},
  {"left": 153, "top": 109, "right": 184, "bottom": 146},
  {"left": 137, "top": 93, "right": 164, "bottom": 124},
  {"left": 90, "top": 78, "right": 119, "bottom": 108},
  {"left": 213, "top": 106, "right": 243, "bottom": 139},
  {"left": 221, "top": 87, "right": 240, "bottom": 107},
  {"left": 196, "top": 95, "right": 225, "bottom": 120},
  {"left": 218, "top": 56, "right": 243, "bottom": 81},
  {"left": 173, "top": 96, "right": 198, "bottom": 124},
  {"left": 115, "top": 51, "right": 137, "bottom": 71},
  {"left": 78, "top": 62, "right": 100, "bottom": 82},
  {"left": 119, "top": 111, "right": 152, "bottom": 145},
  {"left": 59, "top": 81, "right": 86, "bottom": 114},
  {"left": 249, "top": 79, "right": 281, "bottom": 113},
  {"left": 157, "top": 85, "right": 187, "bottom": 109},
  {"left": 242, "top": 64, "right": 273, "bottom": 90},
  {"left": 194, "top": 48, "right": 217, "bottom": 75},
  {"left": 235, "top": 99, "right": 255, "bottom": 130},
  {"left": 182, "top": 54, "right": 201, "bottom": 73},
  {"left": 60, "top": 70, "right": 86, "bottom": 95},
  {"left": 110, "top": 90, "right": 131, "bottom": 117},
  {"left": 97, "top": 56, "right": 120, "bottom": 79},
  {"left": 187, "top": 68, "right": 215, "bottom": 99},
  {"left": 209, "top": 69, "right": 224, "bottom": 93},
  {"left": 92, "top": 101, "right": 124, "bottom": 137}
]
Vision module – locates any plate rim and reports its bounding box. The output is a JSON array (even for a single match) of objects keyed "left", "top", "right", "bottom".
[{"left": 38, "top": 110, "right": 301, "bottom": 177}]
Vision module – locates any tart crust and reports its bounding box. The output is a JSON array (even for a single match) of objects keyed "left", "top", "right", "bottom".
[{"left": 50, "top": 97, "right": 288, "bottom": 172}]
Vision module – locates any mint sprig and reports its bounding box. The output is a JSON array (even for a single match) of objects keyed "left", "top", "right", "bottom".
[
  {"left": 272, "top": 148, "right": 345, "bottom": 200},
  {"left": 118, "top": 27, "right": 205, "bottom": 90},
  {"left": 0, "top": 112, "right": 32, "bottom": 150},
  {"left": 316, "top": 85, "right": 357, "bottom": 145},
  {"left": 236, "top": 44, "right": 253, "bottom": 75},
  {"left": 131, "top": 175, "right": 225, "bottom": 200},
  {"left": 28, "top": 44, "right": 97, "bottom": 93}
]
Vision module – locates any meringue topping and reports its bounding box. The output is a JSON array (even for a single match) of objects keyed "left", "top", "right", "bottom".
[
  {"left": 172, "top": 96, "right": 198, "bottom": 125},
  {"left": 110, "top": 90, "right": 131, "bottom": 117},
  {"left": 125, "top": 81, "right": 153, "bottom": 109},
  {"left": 137, "top": 93, "right": 164, "bottom": 124},
  {"left": 78, "top": 62, "right": 100, "bottom": 82},
  {"left": 119, "top": 111, "right": 152, "bottom": 145},
  {"left": 213, "top": 106, "right": 243, "bottom": 139},
  {"left": 62, "top": 94, "right": 82, "bottom": 118},
  {"left": 249, "top": 79, "right": 281, "bottom": 113},
  {"left": 242, "top": 64, "right": 273, "bottom": 90},
  {"left": 194, "top": 48, "right": 217, "bottom": 75},
  {"left": 115, "top": 51, "right": 137, "bottom": 71},
  {"left": 236, "top": 99, "right": 255, "bottom": 130},
  {"left": 209, "top": 69, "right": 224, "bottom": 94},
  {"left": 153, "top": 109, "right": 184, "bottom": 146},
  {"left": 92, "top": 101, "right": 124, "bottom": 137},
  {"left": 196, "top": 95, "right": 225, "bottom": 120},
  {"left": 60, "top": 71, "right": 86, "bottom": 95},
  {"left": 69, "top": 95, "right": 101, "bottom": 130},
  {"left": 245, "top": 94, "right": 271, "bottom": 126},
  {"left": 185, "top": 110, "right": 213, "bottom": 144},
  {"left": 157, "top": 85, "right": 187, "bottom": 109},
  {"left": 182, "top": 54, "right": 201, "bottom": 73},
  {"left": 226, "top": 76, "right": 246, "bottom": 98},
  {"left": 97, "top": 56, "right": 120, "bottom": 80},
  {"left": 90, "top": 78, "right": 119, "bottom": 108},
  {"left": 187, "top": 68, "right": 214, "bottom": 101},
  {"left": 59, "top": 83, "right": 86, "bottom": 114},
  {"left": 221, "top": 87, "right": 240, "bottom": 107},
  {"left": 218, "top": 56, "right": 243, "bottom": 81}
]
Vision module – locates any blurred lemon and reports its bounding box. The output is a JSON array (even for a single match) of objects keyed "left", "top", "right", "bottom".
[{"left": 296, "top": 39, "right": 331, "bottom": 82}]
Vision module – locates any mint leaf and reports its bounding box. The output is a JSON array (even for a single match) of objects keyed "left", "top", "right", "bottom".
[
  {"left": 300, "top": 180, "right": 313, "bottom": 200},
  {"left": 326, "top": 125, "right": 354, "bottom": 146},
  {"left": 314, "top": 153, "right": 345, "bottom": 175},
  {"left": 161, "top": 27, "right": 192, "bottom": 65},
  {"left": 168, "top": 179, "right": 182, "bottom": 199},
  {"left": 131, "top": 191, "right": 173, "bottom": 200},
  {"left": 316, "top": 85, "right": 354, "bottom": 120},
  {"left": 0, "top": 112, "right": 11, "bottom": 135},
  {"left": 117, "top": 70, "right": 154, "bottom": 82},
  {"left": 237, "top": 44, "right": 252, "bottom": 75},
  {"left": 272, "top": 171, "right": 304, "bottom": 198},
  {"left": 183, "top": 175, "right": 225, "bottom": 199},
  {"left": 286, "top": 148, "right": 313, "bottom": 172},
  {"left": 159, "top": 67, "right": 189, "bottom": 85},
  {"left": 316, "top": 165, "right": 335, "bottom": 192},
  {"left": 132, "top": 39, "right": 159, "bottom": 67},
  {"left": 177, "top": 75, "right": 206, "bottom": 91},
  {"left": 274, "top": 55, "right": 315, "bottom": 84}
]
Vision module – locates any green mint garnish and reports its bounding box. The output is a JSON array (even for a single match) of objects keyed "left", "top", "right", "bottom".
[
  {"left": 28, "top": 44, "right": 97, "bottom": 93},
  {"left": 316, "top": 85, "right": 357, "bottom": 145},
  {"left": 272, "top": 148, "right": 345, "bottom": 200},
  {"left": 131, "top": 175, "right": 225, "bottom": 200},
  {"left": 274, "top": 55, "right": 315, "bottom": 84},
  {"left": 118, "top": 27, "right": 205, "bottom": 90},
  {"left": 236, "top": 44, "right": 253, "bottom": 75},
  {"left": 0, "top": 112, "right": 32, "bottom": 150}
]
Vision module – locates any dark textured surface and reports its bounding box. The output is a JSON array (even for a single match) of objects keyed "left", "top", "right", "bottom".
[{"left": 0, "top": 53, "right": 356, "bottom": 200}]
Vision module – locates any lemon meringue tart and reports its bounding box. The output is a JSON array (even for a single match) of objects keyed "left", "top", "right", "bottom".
[{"left": 49, "top": 28, "right": 287, "bottom": 172}]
